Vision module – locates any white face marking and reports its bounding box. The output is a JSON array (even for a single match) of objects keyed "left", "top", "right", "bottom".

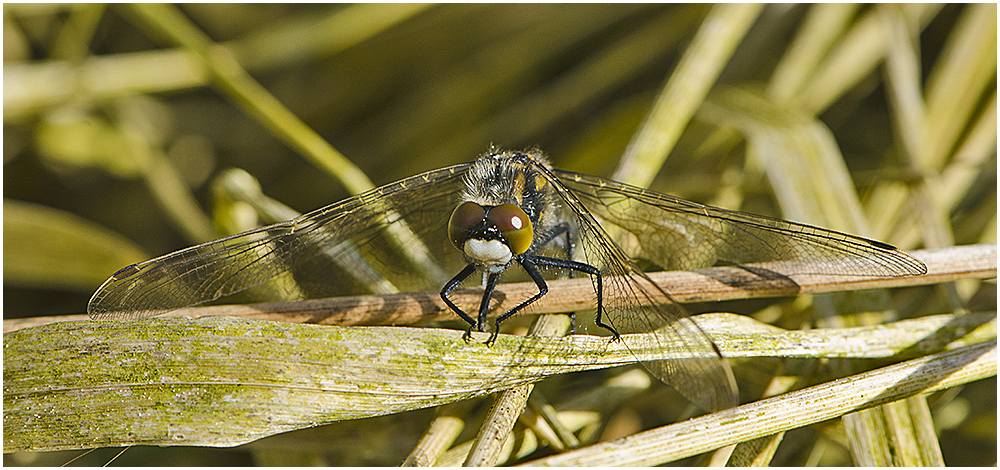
[{"left": 464, "top": 239, "right": 512, "bottom": 270}]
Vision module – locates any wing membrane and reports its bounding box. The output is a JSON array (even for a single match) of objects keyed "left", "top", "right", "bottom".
[
  {"left": 554, "top": 170, "right": 927, "bottom": 277},
  {"left": 88, "top": 165, "right": 472, "bottom": 320},
  {"left": 534, "top": 162, "right": 739, "bottom": 412}
]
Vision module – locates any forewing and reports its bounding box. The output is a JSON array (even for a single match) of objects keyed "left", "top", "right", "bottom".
[
  {"left": 88, "top": 164, "right": 472, "bottom": 320},
  {"left": 555, "top": 170, "right": 926, "bottom": 276},
  {"left": 534, "top": 162, "right": 739, "bottom": 412}
]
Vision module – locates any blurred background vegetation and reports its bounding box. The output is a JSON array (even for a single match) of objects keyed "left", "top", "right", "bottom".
[{"left": 3, "top": 3, "right": 995, "bottom": 466}]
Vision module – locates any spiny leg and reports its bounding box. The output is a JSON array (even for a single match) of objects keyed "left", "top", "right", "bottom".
[
  {"left": 477, "top": 272, "right": 502, "bottom": 343},
  {"left": 441, "top": 264, "right": 479, "bottom": 341},
  {"left": 488, "top": 258, "right": 550, "bottom": 345},
  {"left": 525, "top": 222, "right": 579, "bottom": 332},
  {"left": 488, "top": 255, "right": 615, "bottom": 340},
  {"left": 530, "top": 255, "right": 617, "bottom": 340}
]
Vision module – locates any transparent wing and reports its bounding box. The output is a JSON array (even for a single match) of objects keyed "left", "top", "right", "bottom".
[
  {"left": 533, "top": 163, "right": 739, "bottom": 412},
  {"left": 546, "top": 168, "right": 927, "bottom": 410},
  {"left": 554, "top": 170, "right": 927, "bottom": 277},
  {"left": 88, "top": 164, "right": 473, "bottom": 320}
]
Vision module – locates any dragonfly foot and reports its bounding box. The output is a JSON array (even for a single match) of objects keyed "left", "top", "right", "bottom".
[
  {"left": 462, "top": 327, "right": 475, "bottom": 343},
  {"left": 595, "top": 318, "right": 621, "bottom": 341},
  {"left": 485, "top": 329, "right": 500, "bottom": 346}
]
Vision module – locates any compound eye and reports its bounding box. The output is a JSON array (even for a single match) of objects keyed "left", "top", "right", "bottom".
[
  {"left": 448, "top": 202, "right": 486, "bottom": 250},
  {"left": 488, "top": 204, "right": 533, "bottom": 255}
]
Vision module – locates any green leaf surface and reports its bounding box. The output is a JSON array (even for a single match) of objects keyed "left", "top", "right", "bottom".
[{"left": 5, "top": 311, "right": 993, "bottom": 452}]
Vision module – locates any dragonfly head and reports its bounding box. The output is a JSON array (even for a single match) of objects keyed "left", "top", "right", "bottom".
[{"left": 449, "top": 201, "right": 533, "bottom": 272}]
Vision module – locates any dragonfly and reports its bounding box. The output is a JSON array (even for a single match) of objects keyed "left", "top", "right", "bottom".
[{"left": 88, "top": 148, "right": 927, "bottom": 412}]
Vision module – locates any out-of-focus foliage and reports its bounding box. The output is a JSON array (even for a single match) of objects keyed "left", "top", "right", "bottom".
[{"left": 3, "top": 4, "right": 994, "bottom": 466}]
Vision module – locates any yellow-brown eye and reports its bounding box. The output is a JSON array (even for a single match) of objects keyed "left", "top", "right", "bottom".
[
  {"left": 487, "top": 204, "right": 533, "bottom": 255},
  {"left": 448, "top": 201, "right": 486, "bottom": 250}
]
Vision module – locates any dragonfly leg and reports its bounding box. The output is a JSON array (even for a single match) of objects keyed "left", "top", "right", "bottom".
[
  {"left": 526, "top": 223, "right": 579, "bottom": 332},
  {"left": 441, "top": 264, "right": 480, "bottom": 341},
  {"left": 478, "top": 272, "right": 501, "bottom": 344},
  {"left": 529, "top": 222, "right": 574, "bottom": 272},
  {"left": 553, "top": 223, "right": 577, "bottom": 278},
  {"left": 489, "top": 258, "right": 551, "bottom": 345},
  {"left": 529, "top": 256, "right": 616, "bottom": 340}
]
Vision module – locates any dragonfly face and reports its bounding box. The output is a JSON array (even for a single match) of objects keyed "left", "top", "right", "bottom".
[
  {"left": 448, "top": 202, "right": 533, "bottom": 271},
  {"left": 88, "top": 148, "right": 926, "bottom": 412}
]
